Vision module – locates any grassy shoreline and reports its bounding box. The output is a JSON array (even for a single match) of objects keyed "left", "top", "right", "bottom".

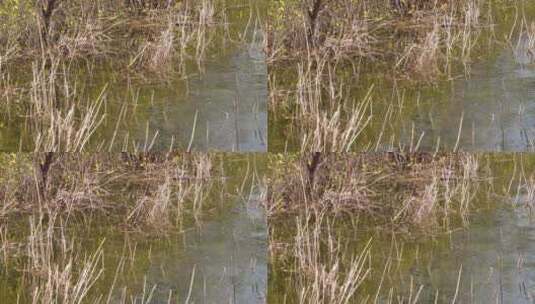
[{"left": 0, "top": 153, "right": 219, "bottom": 227}]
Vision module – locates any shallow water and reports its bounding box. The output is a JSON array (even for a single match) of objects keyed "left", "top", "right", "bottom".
[
  {"left": 111, "top": 158, "right": 266, "bottom": 303},
  {"left": 141, "top": 189, "right": 267, "bottom": 303},
  {"left": 114, "top": 36, "right": 268, "bottom": 152},
  {"left": 394, "top": 49, "right": 535, "bottom": 152},
  {"left": 371, "top": 196, "right": 535, "bottom": 303},
  {"left": 99, "top": 187, "right": 267, "bottom": 303},
  {"left": 407, "top": 206, "right": 535, "bottom": 303}
]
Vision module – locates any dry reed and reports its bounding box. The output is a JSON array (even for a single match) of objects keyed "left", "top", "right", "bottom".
[{"left": 268, "top": 152, "right": 480, "bottom": 230}]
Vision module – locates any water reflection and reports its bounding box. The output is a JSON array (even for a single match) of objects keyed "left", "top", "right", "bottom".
[
  {"left": 102, "top": 6, "right": 268, "bottom": 152},
  {"left": 408, "top": 48, "right": 535, "bottom": 151},
  {"left": 142, "top": 188, "right": 267, "bottom": 303},
  {"left": 405, "top": 206, "right": 535, "bottom": 303}
]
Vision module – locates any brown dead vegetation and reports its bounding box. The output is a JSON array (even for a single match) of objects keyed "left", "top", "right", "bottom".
[{"left": 268, "top": 152, "right": 480, "bottom": 230}]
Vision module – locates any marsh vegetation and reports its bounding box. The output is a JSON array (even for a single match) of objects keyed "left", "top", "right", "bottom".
[
  {"left": 268, "top": 0, "right": 535, "bottom": 152},
  {"left": 0, "top": 0, "right": 268, "bottom": 151},
  {"left": 268, "top": 153, "right": 535, "bottom": 303},
  {"left": 0, "top": 153, "right": 267, "bottom": 303}
]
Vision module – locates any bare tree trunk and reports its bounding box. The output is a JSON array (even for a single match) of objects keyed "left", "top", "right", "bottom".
[
  {"left": 35, "top": 152, "right": 55, "bottom": 198},
  {"left": 307, "top": 0, "right": 323, "bottom": 45},
  {"left": 391, "top": 0, "right": 405, "bottom": 13},
  {"left": 305, "top": 152, "right": 322, "bottom": 196},
  {"left": 38, "top": 0, "right": 59, "bottom": 45}
]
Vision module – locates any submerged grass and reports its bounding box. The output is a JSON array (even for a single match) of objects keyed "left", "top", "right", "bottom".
[{"left": 292, "top": 211, "right": 372, "bottom": 304}]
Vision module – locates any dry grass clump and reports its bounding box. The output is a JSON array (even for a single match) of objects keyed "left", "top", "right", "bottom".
[
  {"left": 269, "top": 155, "right": 535, "bottom": 304},
  {"left": 269, "top": 205, "right": 471, "bottom": 303},
  {"left": 3, "top": 209, "right": 168, "bottom": 304},
  {"left": 0, "top": 153, "right": 219, "bottom": 231},
  {"left": 291, "top": 56, "right": 373, "bottom": 152},
  {"left": 28, "top": 59, "right": 107, "bottom": 152},
  {"left": 0, "top": 153, "right": 263, "bottom": 303},
  {"left": 0, "top": 0, "right": 226, "bottom": 150},
  {"left": 266, "top": 0, "right": 377, "bottom": 62},
  {"left": 25, "top": 213, "right": 104, "bottom": 304},
  {"left": 396, "top": 0, "right": 482, "bottom": 80},
  {"left": 267, "top": 0, "right": 488, "bottom": 153},
  {"left": 267, "top": 151, "right": 482, "bottom": 303},
  {"left": 0, "top": 208, "right": 149, "bottom": 303},
  {"left": 292, "top": 212, "right": 372, "bottom": 304},
  {"left": 128, "top": 0, "right": 217, "bottom": 75},
  {"left": 513, "top": 20, "right": 535, "bottom": 67},
  {"left": 267, "top": 0, "right": 493, "bottom": 153},
  {"left": 0, "top": 1, "right": 112, "bottom": 63},
  {"left": 269, "top": 208, "right": 434, "bottom": 304},
  {"left": 126, "top": 153, "right": 214, "bottom": 228},
  {"left": 505, "top": 155, "right": 535, "bottom": 216},
  {"left": 268, "top": 54, "right": 373, "bottom": 153},
  {"left": 267, "top": 0, "right": 485, "bottom": 80},
  {"left": 268, "top": 152, "right": 480, "bottom": 230},
  {"left": 0, "top": 0, "right": 220, "bottom": 74}
]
